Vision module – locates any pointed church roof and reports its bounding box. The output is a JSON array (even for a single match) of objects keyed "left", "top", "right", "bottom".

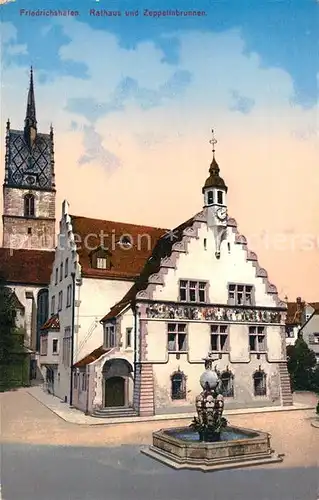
[{"left": 24, "top": 66, "right": 37, "bottom": 131}]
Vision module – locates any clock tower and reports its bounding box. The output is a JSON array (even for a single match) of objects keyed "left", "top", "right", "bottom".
[
  {"left": 2, "top": 67, "right": 56, "bottom": 250},
  {"left": 202, "top": 130, "right": 228, "bottom": 258}
]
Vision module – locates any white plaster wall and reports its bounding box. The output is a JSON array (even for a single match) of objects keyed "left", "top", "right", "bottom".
[
  {"left": 75, "top": 277, "right": 132, "bottom": 361},
  {"left": 152, "top": 353, "right": 281, "bottom": 410},
  {"left": 39, "top": 330, "right": 60, "bottom": 366},
  {"left": 152, "top": 224, "right": 278, "bottom": 307}
]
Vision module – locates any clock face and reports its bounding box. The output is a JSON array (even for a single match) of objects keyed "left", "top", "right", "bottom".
[{"left": 216, "top": 207, "right": 227, "bottom": 221}]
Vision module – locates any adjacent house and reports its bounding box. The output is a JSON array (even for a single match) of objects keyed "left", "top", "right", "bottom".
[
  {"left": 39, "top": 200, "right": 166, "bottom": 401},
  {"left": 285, "top": 298, "right": 319, "bottom": 349},
  {"left": 72, "top": 143, "right": 292, "bottom": 418},
  {"left": 299, "top": 308, "right": 319, "bottom": 364}
]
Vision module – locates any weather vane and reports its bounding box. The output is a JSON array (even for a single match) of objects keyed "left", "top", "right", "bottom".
[{"left": 209, "top": 129, "right": 217, "bottom": 156}]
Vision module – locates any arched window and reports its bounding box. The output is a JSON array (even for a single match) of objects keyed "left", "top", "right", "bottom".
[
  {"left": 24, "top": 194, "right": 35, "bottom": 217},
  {"left": 171, "top": 370, "right": 187, "bottom": 400},
  {"left": 207, "top": 190, "right": 214, "bottom": 205},
  {"left": 217, "top": 190, "right": 223, "bottom": 205},
  {"left": 253, "top": 369, "right": 267, "bottom": 396},
  {"left": 36, "top": 289, "right": 49, "bottom": 351},
  {"left": 220, "top": 369, "right": 234, "bottom": 397}
]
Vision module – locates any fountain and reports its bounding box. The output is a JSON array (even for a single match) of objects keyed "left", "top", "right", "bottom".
[{"left": 141, "top": 355, "right": 284, "bottom": 471}]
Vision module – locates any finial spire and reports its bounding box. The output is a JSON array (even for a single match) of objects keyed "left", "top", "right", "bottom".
[
  {"left": 25, "top": 66, "right": 37, "bottom": 131},
  {"left": 209, "top": 129, "right": 217, "bottom": 159},
  {"left": 24, "top": 66, "right": 37, "bottom": 148}
]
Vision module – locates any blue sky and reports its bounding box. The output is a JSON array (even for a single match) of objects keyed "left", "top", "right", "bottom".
[{"left": 1, "top": 0, "right": 318, "bottom": 108}]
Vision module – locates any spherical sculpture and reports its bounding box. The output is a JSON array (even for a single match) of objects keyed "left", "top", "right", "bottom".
[{"left": 200, "top": 369, "right": 219, "bottom": 390}]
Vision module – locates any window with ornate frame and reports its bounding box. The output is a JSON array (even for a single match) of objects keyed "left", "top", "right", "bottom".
[
  {"left": 253, "top": 368, "right": 267, "bottom": 396},
  {"left": 219, "top": 369, "right": 234, "bottom": 397},
  {"left": 171, "top": 370, "right": 187, "bottom": 400}
]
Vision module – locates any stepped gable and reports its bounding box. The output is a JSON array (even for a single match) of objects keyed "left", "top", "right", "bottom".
[
  {"left": 70, "top": 215, "right": 167, "bottom": 280},
  {"left": 0, "top": 248, "right": 54, "bottom": 285},
  {"left": 227, "top": 217, "right": 287, "bottom": 308}
]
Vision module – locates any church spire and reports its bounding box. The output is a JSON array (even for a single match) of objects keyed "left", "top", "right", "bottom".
[{"left": 24, "top": 66, "right": 37, "bottom": 148}]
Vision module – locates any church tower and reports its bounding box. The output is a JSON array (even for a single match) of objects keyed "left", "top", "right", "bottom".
[
  {"left": 202, "top": 130, "right": 228, "bottom": 259},
  {"left": 2, "top": 67, "right": 56, "bottom": 250}
]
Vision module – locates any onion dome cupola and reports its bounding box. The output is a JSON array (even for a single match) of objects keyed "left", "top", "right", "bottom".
[{"left": 202, "top": 129, "right": 228, "bottom": 208}]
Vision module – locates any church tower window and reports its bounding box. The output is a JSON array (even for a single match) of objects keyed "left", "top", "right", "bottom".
[{"left": 24, "top": 194, "right": 35, "bottom": 217}]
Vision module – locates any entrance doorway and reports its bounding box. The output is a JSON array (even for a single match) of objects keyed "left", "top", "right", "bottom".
[{"left": 105, "top": 376, "right": 125, "bottom": 407}]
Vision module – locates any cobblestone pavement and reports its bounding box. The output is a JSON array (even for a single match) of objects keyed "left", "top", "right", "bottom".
[
  {"left": 1, "top": 389, "right": 318, "bottom": 468},
  {"left": 1, "top": 390, "right": 318, "bottom": 500}
]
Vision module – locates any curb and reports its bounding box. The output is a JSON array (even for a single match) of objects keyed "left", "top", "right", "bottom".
[
  {"left": 310, "top": 419, "right": 319, "bottom": 429},
  {"left": 25, "top": 389, "right": 316, "bottom": 426}
]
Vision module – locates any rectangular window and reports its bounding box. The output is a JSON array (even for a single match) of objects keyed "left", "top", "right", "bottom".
[
  {"left": 51, "top": 295, "right": 55, "bottom": 315},
  {"left": 179, "top": 280, "right": 207, "bottom": 303},
  {"left": 40, "top": 337, "right": 48, "bottom": 355},
  {"left": 126, "top": 327, "right": 132, "bottom": 348},
  {"left": 228, "top": 284, "right": 253, "bottom": 306},
  {"left": 55, "top": 268, "right": 58, "bottom": 285},
  {"left": 65, "top": 258, "right": 69, "bottom": 278},
  {"left": 73, "top": 371, "right": 78, "bottom": 389},
  {"left": 52, "top": 339, "right": 59, "bottom": 354},
  {"left": 66, "top": 284, "right": 72, "bottom": 307},
  {"left": 210, "top": 325, "right": 229, "bottom": 352},
  {"left": 167, "top": 323, "right": 187, "bottom": 352},
  {"left": 81, "top": 372, "right": 86, "bottom": 391},
  {"left": 249, "top": 326, "right": 266, "bottom": 352},
  {"left": 58, "top": 291, "right": 63, "bottom": 311},
  {"left": 97, "top": 257, "right": 108, "bottom": 269},
  {"left": 62, "top": 327, "right": 71, "bottom": 367},
  {"left": 104, "top": 325, "right": 116, "bottom": 348},
  {"left": 59, "top": 263, "right": 63, "bottom": 282}
]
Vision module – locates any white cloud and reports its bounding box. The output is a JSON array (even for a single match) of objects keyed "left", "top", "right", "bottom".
[{"left": 0, "top": 18, "right": 318, "bottom": 298}]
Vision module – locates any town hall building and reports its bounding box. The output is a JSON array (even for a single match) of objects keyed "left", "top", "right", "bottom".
[{"left": 69, "top": 136, "right": 293, "bottom": 417}]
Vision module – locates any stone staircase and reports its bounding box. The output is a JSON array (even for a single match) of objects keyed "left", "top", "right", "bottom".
[
  {"left": 278, "top": 363, "right": 293, "bottom": 406},
  {"left": 92, "top": 406, "right": 138, "bottom": 418}
]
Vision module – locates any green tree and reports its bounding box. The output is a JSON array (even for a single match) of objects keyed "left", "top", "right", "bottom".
[
  {"left": 287, "top": 338, "right": 317, "bottom": 391},
  {"left": 0, "top": 280, "right": 17, "bottom": 364}
]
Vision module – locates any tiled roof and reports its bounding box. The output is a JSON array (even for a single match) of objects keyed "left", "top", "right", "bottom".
[
  {"left": 41, "top": 314, "right": 60, "bottom": 331},
  {"left": 6, "top": 129, "right": 54, "bottom": 190},
  {"left": 0, "top": 248, "right": 55, "bottom": 285},
  {"left": 101, "top": 215, "right": 196, "bottom": 322},
  {"left": 73, "top": 346, "right": 110, "bottom": 368},
  {"left": 70, "top": 215, "right": 167, "bottom": 280},
  {"left": 286, "top": 300, "right": 319, "bottom": 325}
]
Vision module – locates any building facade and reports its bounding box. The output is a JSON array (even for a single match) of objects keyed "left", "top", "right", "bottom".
[
  {"left": 73, "top": 141, "right": 293, "bottom": 417},
  {"left": 39, "top": 200, "right": 166, "bottom": 401}
]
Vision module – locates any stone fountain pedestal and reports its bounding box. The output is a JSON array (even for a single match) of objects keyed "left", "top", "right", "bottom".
[
  {"left": 141, "top": 425, "right": 284, "bottom": 472},
  {"left": 141, "top": 355, "right": 284, "bottom": 472}
]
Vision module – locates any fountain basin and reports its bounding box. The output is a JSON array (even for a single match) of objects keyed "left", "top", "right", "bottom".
[{"left": 141, "top": 425, "right": 284, "bottom": 472}]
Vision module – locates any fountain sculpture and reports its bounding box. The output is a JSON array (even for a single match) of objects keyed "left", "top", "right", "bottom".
[{"left": 142, "top": 355, "right": 284, "bottom": 471}]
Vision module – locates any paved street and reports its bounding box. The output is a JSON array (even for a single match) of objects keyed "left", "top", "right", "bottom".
[{"left": 1, "top": 390, "right": 319, "bottom": 500}]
